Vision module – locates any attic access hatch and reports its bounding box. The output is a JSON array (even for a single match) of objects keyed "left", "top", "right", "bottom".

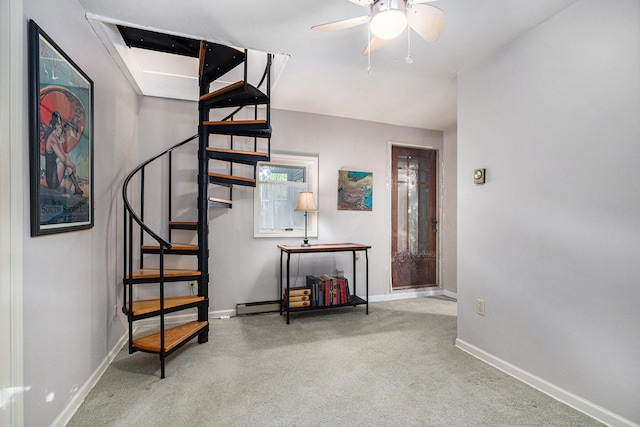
[
  {"left": 117, "top": 26, "right": 201, "bottom": 58},
  {"left": 86, "top": 14, "right": 288, "bottom": 101}
]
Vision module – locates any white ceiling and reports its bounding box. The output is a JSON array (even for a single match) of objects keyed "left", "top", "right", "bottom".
[{"left": 77, "top": 0, "right": 579, "bottom": 131}]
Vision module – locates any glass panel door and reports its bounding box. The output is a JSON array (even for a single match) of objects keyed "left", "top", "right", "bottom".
[{"left": 391, "top": 146, "right": 437, "bottom": 289}]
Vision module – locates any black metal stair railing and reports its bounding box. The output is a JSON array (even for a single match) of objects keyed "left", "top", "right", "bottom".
[
  {"left": 121, "top": 133, "right": 198, "bottom": 366},
  {"left": 205, "top": 53, "right": 273, "bottom": 191},
  {"left": 218, "top": 53, "right": 272, "bottom": 125},
  {"left": 122, "top": 133, "right": 198, "bottom": 273}
]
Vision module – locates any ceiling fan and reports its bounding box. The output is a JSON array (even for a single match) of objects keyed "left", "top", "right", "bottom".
[{"left": 312, "top": 0, "right": 446, "bottom": 56}]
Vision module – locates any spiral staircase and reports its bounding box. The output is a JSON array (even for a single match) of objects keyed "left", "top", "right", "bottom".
[{"left": 122, "top": 39, "right": 272, "bottom": 378}]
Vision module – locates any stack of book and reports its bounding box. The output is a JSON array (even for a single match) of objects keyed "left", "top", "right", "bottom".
[
  {"left": 305, "top": 275, "right": 351, "bottom": 307},
  {"left": 283, "top": 286, "right": 312, "bottom": 308}
]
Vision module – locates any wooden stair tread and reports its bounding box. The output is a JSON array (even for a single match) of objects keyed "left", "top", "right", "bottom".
[
  {"left": 133, "top": 320, "right": 208, "bottom": 353},
  {"left": 198, "top": 41, "right": 205, "bottom": 78},
  {"left": 199, "top": 82, "right": 268, "bottom": 110},
  {"left": 128, "top": 296, "right": 205, "bottom": 316},
  {"left": 168, "top": 221, "right": 198, "bottom": 226},
  {"left": 200, "top": 81, "right": 244, "bottom": 101},
  {"left": 209, "top": 197, "right": 233, "bottom": 205},
  {"left": 208, "top": 172, "right": 256, "bottom": 184},
  {"left": 203, "top": 119, "right": 267, "bottom": 126},
  {"left": 206, "top": 147, "right": 268, "bottom": 157},
  {"left": 126, "top": 269, "right": 201, "bottom": 280},
  {"left": 141, "top": 243, "right": 198, "bottom": 251}
]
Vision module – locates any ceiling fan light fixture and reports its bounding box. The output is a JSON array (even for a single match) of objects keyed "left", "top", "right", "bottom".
[{"left": 370, "top": 9, "right": 407, "bottom": 40}]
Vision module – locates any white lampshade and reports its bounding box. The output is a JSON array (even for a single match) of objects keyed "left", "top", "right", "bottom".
[
  {"left": 370, "top": 9, "right": 407, "bottom": 40},
  {"left": 294, "top": 192, "right": 318, "bottom": 212}
]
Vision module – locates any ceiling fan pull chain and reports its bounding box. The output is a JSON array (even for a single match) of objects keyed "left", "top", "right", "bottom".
[
  {"left": 406, "top": 16, "right": 413, "bottom": 64},
  {"left": 367, "top": 18, "right": 373, "bottom": 75}
]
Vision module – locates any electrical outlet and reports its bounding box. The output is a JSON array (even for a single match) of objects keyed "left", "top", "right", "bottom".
[{"left": 476, "top": 299, "right": 485, "bottom": 316}]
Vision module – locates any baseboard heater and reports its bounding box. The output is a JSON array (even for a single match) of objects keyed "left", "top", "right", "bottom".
[{"left": 236, "top": 300, "right": 281, "bottom": 316}]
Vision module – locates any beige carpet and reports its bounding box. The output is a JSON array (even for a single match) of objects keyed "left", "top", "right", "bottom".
[{"left": 68, "top": 297, "right": 602, "bottom": 426}]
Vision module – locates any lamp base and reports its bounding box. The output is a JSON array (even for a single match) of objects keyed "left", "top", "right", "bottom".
[{"left": 301, "top": 238, "right": 311, "bottom": 247}]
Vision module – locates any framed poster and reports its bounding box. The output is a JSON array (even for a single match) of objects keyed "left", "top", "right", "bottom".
[
  {"left": 29, "top": 20, "right": 94, "bottom": 236},
  {"left": 337, "top": 170, "right": 372, "bottom": 211}
]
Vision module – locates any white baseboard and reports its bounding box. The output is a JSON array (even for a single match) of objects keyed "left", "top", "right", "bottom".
[
  {"left": 51, "top": 332, "right": 128, "bottom": 427},
  {"left": 455, "top": 339, "right": 638, "bottom": 427},
  {"left": 52, "top": 306, "right": 241, "bottom": 425},
  {"left": 369, "top": 288, "right": 447, "bottom": 302},
  {"left": 443, "top": 289, "right": 458, "bottom": 300},
  {"left": 51, "top": 308, "right": 218, "bottom": 426},
  {"left": 129, "top": 308, "right": 238, "bottom": 336},
  {"left": 209, "top": 308, "right": 236, "bottom": 319}
]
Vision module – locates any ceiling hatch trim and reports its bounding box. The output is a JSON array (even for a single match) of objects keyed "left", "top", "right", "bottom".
[{"left": 85, "top": 13, "right": 289, "bottom": 102}]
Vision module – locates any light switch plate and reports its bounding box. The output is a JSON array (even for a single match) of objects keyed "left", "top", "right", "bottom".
[{"left": 473, "top": 168, "right": 486, "bottom": 184}]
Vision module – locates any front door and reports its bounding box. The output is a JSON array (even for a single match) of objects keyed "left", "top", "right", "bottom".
[{"left": 391, "top": 146, "right": 437, "bottom": 289}]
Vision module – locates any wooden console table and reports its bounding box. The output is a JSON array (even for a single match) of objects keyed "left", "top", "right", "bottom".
[{"left": 278, "top": 243, "right": 370, "bottom": 324}]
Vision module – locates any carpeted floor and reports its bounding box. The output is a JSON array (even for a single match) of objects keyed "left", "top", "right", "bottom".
[{"left": 68, "top": 297, "right": 602, "bottom": 426}]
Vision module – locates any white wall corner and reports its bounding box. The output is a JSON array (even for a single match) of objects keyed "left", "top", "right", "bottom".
[{"left": 0, "top": 0, "right": 25, "bottom": 425}]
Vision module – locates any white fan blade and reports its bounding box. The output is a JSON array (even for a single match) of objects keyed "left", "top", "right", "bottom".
[
  {"left": 312, "top": 15, "right": 371, "bottom": 32},
  {"left": 346, "top": 0, "right": 374, "bottom": 6},
  {"left": 361, "top": 37, "right": 388, "bottom": 56},
  {"left": 409, "top": 0, "right": 439, "bottom": 4},
  {"left": 407, "top": 4, "right": 446, "bottom": 42}
]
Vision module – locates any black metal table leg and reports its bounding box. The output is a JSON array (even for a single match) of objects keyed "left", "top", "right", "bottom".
[
  {"left": 279, "top": 249, "right": 283, "bottom": 315},
  {"left": 352, "top": 250, "right": 357, "bottom": 305},
  {"left": 286, "top": 252, "right": 291, "bottom": 324},
  {"left": 365, "top": 249, "right": 369, "bottom": 315}
]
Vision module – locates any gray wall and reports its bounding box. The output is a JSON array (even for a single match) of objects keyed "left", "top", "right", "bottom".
[
  {"left": 21, "top": 0, "right": 138, "bottom": 425},
  {"left": 457, "top": 0, "right": 639, "bottom": 423},
  {"left": 137, "top": 99, "right": 457, "bottom": 311}
]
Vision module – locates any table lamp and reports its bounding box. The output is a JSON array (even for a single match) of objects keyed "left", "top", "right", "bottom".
[{"left": 294, "top": 192, "right": 317, "bottom": 247}]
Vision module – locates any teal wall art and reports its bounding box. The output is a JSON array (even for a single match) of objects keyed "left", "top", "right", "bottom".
[{"left": 337, "top": 170, "right": 372, "bottom": 211}]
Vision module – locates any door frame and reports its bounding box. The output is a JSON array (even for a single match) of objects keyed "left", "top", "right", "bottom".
[
  {"left": 1, "top": 0, "right": 25, "bottom": 425},
  {"left": 388, "top": 141, "right": 442, "bottom": 292}
]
